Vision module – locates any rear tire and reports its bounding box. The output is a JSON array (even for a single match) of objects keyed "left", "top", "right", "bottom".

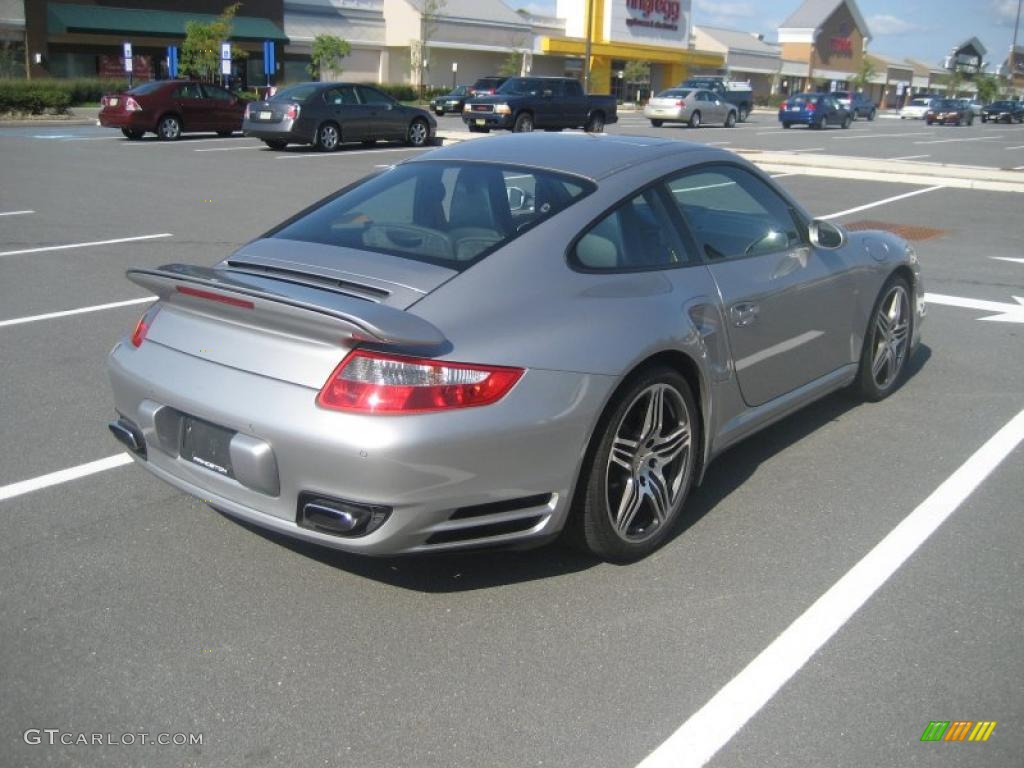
[
  {"left": 120, "top": 128, "right": 143, "bottom": 140},
  {"left": 571, "top": 366, "right": 699, "bottom": 563},
  {"left": 868, "top": 108, "right": 877, "bottom": 121},
  {"left": 650, "top": 119, "right": 663, "bottom": 127},
  {"left": 857, "top": 276, "right": 913, "bottom": 401},
  {"left": 156, "top": 115, "right": 182, "bottom": 141},
  {"left": 217, "top": 130, "right": 234, "bottom": 137},
  {"left": 724, "top": 111, "right": 736, "bottom": 127},
  {"left": 688, "top": 111, "right": 701, "bottom": 128},
  {"left": 782, "top": 121, "right": 792, "bottom": 129},
  {"left": 316, "top": 122, "right": 341, "bottom": 151},
  {"left": 584, "top": 112, "right": 605, "bottom": 133},
  {"left": 738, "top": 106, "right": 749, "bottom": 122},
  {"left": 263, "top": 139, "right": 287, "bottom": 150},
  {"left": 842, "top": 115, "right": 852, "bottom": 129},
  {"left": 513, "top": 112, "right": 534, "bottom": 133},
  {"left": 406, "top": 118, "right": 430, "bottom": 146}
]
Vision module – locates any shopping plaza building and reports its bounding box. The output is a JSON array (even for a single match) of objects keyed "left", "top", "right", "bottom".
[{"left": 2, "top": 0, "right": 1018, "bottom": 100}]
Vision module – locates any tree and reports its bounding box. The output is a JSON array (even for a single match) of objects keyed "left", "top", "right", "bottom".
[
  {"left": 180, "top": 3, "right": 247, "bottom": 82},
  {"left": 412, "top": 0, "right": 447, "bottom": 88},
  {"left": 852, "top": 57, "right": 876, "bottom": 91},
  {"left": 0, "top": 41, "right": 25, "bottom": 78},
  {"left": 974, "top": 72, "right": 1000, "bottom": 103},
  {"left": 937, "top": 69, "right": 963, "bottom": 97},
  {"left": 623, "top": 60, "right": 651, "bottom": 85},
  {"left": 308, "top": 35, "right": 351, "bottom": 80},
  {"left": 497, "top": 51, "right": 522, "bottom": 77}
]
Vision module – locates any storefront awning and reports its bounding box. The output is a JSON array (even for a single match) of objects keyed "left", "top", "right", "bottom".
[
  {"left": 541, "top": 37, "right": 723, "bottom": 68},
  {"left": 47, "top": 3, "right": 288, "bottom": 42}
]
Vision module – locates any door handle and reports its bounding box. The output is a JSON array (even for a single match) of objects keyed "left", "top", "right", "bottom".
[{"left": 730, "top": 302, "right": 759, "bottom": 326}]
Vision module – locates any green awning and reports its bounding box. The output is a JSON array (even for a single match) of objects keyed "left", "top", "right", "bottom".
[{"left": 47, "top": 3, "right": 288, "bottom": 43}]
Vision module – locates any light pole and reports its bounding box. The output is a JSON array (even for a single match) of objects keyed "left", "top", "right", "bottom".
[
  {"left": 1012, "top": 0, "right": 1022, "bottom": 94},
  {"left": 583, "top": 0, "right": 593, "bottom": 93}
]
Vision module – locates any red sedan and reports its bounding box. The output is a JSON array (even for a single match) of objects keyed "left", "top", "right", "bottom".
[{"left": 99, "top": 80, "right": 246, "bottom": 140}]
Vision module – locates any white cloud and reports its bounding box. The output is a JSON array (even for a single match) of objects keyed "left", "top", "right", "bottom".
[
  {"left": 990, "top": 0, "right": 1020, "bottom": 24},
  {"left": 867, "top": 14, "right": 923, "bottom": 36}
]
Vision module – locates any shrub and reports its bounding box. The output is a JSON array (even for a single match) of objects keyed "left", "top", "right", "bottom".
[{"left": 0, "top": 78, "right": 129, "bottom": 114}]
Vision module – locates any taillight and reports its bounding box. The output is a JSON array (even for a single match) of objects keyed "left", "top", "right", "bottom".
[
  {"left": 101, "top": 95, "right": 108, "bottom": 107},
  {"left": 285, "top": 103, "right": 300, "bottom": 120},
  {"left": 125, "top": 97, "right": 141, "bottom": 112},
  {"left": 317, "top": 350, "right": 524, "bottom": 414},
  {"left": 675, "top": 100, "right": 686, "bottom": 107},
  {"left": 806, "top": 103, "right": 817, "bottom": 112},
  {"left": 244, "top": 102, "right": 252, "bottom": 119},
  {"left": 130, "top": 305, "right": 160, "bottom": 348},
  {"left": 779, "top": 101, "right": 788, "bottom": 109}
]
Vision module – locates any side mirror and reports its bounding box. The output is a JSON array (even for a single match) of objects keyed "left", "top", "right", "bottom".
[
  {"left": 506, "top": 186, "right": 527, "bottom": 211},
  {"left": 810, "top": 219, "right": 845, "bottom": 249}
]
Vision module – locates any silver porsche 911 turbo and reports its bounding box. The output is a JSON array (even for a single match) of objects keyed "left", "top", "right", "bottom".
[{"left": 107, "top": 133, "right": 924, "bottom": 562}]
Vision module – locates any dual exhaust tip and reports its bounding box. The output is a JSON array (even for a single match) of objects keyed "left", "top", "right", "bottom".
[
  {"left": 108, "top": 418, "right": 146, "bottom": 459},
  {"left": 297, "top": 493, "right": 391, "bottom": 538}
]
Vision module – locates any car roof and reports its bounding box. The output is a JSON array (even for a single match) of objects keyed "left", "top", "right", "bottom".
[{"left": 406, "top": 133, "right": 729, "bottom": 182}]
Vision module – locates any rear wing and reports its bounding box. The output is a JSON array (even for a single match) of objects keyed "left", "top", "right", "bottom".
[{"left": 127, "top": 264, "right": 447, "bottom": 349}]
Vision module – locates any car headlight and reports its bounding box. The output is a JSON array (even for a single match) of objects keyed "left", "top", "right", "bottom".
[
  {"left": 463, "top": 104, "right": 472, "bottom": 112},
  {"left": 494, "top": 104, "right": 511, "bottom": 115}
]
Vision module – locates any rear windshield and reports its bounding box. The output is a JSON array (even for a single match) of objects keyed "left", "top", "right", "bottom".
[
  {"left": 655, "top": 89, "right": 690, "bottom": 99},
  {"left": 473, "top": 78, "right": 504, "bottom": 89},
  {"left": 833, "top": 91, "right": 850, "bottom": 99},
  {"left": 270, "top": 161, "right": 595, "bottom": 268},
  {"left": 787, "top": 96, "right": 815, "bottom": 107},
  {"left": 990, "top": 101, "right": 1012, "bottom": 108},
  {"left": 127, "top": 81, "right": 164, "bottom": 95},
  {"left": 271, "top": 84, "right": 319, "bottom": 103},
  {"left": 910, "top": 98, "right": 932, "bottom": 107}
]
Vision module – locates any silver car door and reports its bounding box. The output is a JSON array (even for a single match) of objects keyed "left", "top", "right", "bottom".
[{"left": 664, "top": 164, "right": 857, "bottom": 407}]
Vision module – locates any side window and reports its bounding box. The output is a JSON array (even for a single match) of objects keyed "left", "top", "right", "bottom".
[
  {"left": 173, "top": 84, "right": 202, "bottom": 99},
  {"left": 573, "top": 189, "right": 692, "bottom": 271},
  {"left": 665, "top": 165, "right": 804, "bottom": 261},
  {"left": 322, "top": 87, "right": 357, "bottom": 106},
  {"left": 356, "top": 86, "right": 393, "bottom": 105},
  {"left": 564, "top": 80, "right": 583, "bottom": 97},
  {"left": 202, "top": 85, "right": 233, "bottom": 101}
]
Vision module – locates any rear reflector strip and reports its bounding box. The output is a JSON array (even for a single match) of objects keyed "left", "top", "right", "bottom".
[{"left": 175, "top": 285, "right": 255, "bottom": 309}]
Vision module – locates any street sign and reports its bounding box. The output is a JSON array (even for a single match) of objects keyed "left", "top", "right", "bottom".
[
  {"left": 122, "top": 42, "right": 133, "bottom": 73},
  {"left": 167, "top": 45, "right": 178, "bottom": 78},
  {"left": 262, "top": 40, "right": 275, "bottom": 77}
]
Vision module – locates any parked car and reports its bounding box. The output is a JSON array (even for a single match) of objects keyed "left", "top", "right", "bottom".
[
  {"left": 242, "top": 82, "right": 436, "bottom": 151},
  {"left": 925, "top": 98, "right": 973, "bottom": 125},
  {"left": 644, "top": 87, "right": 738, "bottom": 127},
  {"left": 107, "top": 134, "right": 923, "bottom": 562},
  {"left": 981, "top": 100, "right": 1024, "bottom": 123},
  {"left": 832, "top": 90, "right": 877, "bottom": 120},
  {"left": 462, "top": 76, "right": 616, "bottom": 133},
  {"left": 431, "top": 85, "right": 471, "bottom": 115},
  {"left": 468, "top": 76, "right": 508, "bottom": 96},
  {"left": 899, "top": 97, "right": 935, "bottom": 119},
  {"left": 98, "top": 80, "right": 245, "bottom": 140},
  {"left": 680, "top": 76, "right": 753, "bottom": 121},
  {"left": 963, "top": 99, "right": 984, "bottom": 117},
  {"left": 778, "top": 93, "right": 852, "bottom": 129}
]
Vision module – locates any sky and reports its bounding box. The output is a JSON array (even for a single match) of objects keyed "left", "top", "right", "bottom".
[{"left": 521, "top": 0, "right": 1023, "bottom": 68}]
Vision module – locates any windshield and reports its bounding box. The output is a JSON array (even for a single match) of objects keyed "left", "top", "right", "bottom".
[
  {"left": 271, "top": 84, "right": 319, "bottom": 103},
  {"left": 496, "top": 78, "right": 546, "bottom": 96},
  {"left": 270, "top": 162, "right": 595, "bottom": 268},
  {"left": 127, "top": 81, "right": 164, "bottom": 95}
]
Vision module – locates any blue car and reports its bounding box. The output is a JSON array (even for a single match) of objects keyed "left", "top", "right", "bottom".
[{"left": 779, "top": 93, "right": 852, "bottom": 129}]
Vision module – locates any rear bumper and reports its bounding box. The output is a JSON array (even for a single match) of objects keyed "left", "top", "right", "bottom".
[
  {"left": 107, "top": 337, "right": 611, "bottom": 555},
  {"left": 242, "top": 117, "right": 312, "bottom": 144},
  {"left": 98, "top": 111, "right": 151, "bottom": 130}
]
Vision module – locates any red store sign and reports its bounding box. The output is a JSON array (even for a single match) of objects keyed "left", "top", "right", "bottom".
[
  {"left": 830, "top": 36, "right": 853, "bottom": 54},
  {"left": 625, "top": 0, "right": 681, "bottom": 31}
]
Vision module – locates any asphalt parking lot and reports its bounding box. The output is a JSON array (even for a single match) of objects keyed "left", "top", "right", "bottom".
[{"left": 1, "top": 113, "right": 1022, "bottom": 768}]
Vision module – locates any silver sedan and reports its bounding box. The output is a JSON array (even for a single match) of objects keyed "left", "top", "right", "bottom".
[
  {"left": 644, "top": 88, "right": 739, "bottom": 128},
  {"left": 107, "top": 134, "right": 924, "bottom": 562}
]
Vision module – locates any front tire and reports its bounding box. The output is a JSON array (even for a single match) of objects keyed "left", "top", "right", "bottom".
[
  {"left": 688, "top": 111, "right": 701, "bottom": 128},
  {"left": 157, "top": 115, "right": 182, "bottom": 141},
  {"left": 650, "top": 119, "right": 663, "bottom": 127},
  {"left": 573, "top": 367, "right": 698, "bottom": 562},
  {"left": 584, "top": 112, "right": 605, "bottom": 133},
  {"left": 217, "top": 130, "right": 234, "bottom": 137},
  {"left": 857, "top": 276, "right": 913, "bottom": 401},
  {"left": 842, "top": 115, "right": 852, "bottom": 129},
  {"left": 406, "top": 118, "right": 430, "bottom": 146},
  {"left": 316, "top": 122, "right": 341, "bottom": 151},
  {"left": 724, "top": 111, "right": 737, "bottom": 127},
  {"left": 738, "top": 106, "right": 749, "bottom": 122},
  {"left": 513, "top": 112, "right": 534, "bottom": 133},
  {"left": 868, "top": 108, "right": 877, "bottom": 121}
]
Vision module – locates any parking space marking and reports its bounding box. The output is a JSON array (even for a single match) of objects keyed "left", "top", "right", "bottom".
[
  {"left": 637, "top": 407, "right": 1024, "bottom": 768},
  {"left": 992, "top": 256, "right": 1024, "bottom": 264},
  {"left": 913, "top": 136, "right": 998, "bottom": 145},
  {"left": 831, "top": 131, "right": 931, "bottom": 141},
  {"left": 785, "top": 147, "right": 824, "bottom": 153},
  {"left": 275, "top": 146, "right": 432, "bottom": 161},
  {"left": 194, "top": 145, "right": 263, "bottom": 152},
  {"left": 0, "top": 233, "right": 172, "bottom": 258},
  {"left": 888, "top": 154, "right": 930, "bottom": 160},
  {"left": 821, "top": 185, "right": 944, "bottom": 219},
  {"left": 0, "top": 453, "right": 133, "bottom": 502},
  {"left": 769, "top": 172, "right": 800, "bottom": 178},
  {"left": 0, "top": 297, "right": 155, "bottom": 329},
  {"left": 925, "top": 292, "right": 1024, "bottom": 323},
  {"left": 123, "top": 136, "right": 248, "bottom": 147},
  {"left": 0, "top": 210, "right": 34, "bottom": 217},
  {"left": 1005, "top": 145, "right": 1024, "bottom": 150}
]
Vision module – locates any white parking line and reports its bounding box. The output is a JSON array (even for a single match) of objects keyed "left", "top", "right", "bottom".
[
  {"left": 0, "top": 233, "right": 172, "bottom": 258},
  {"left": 1004, "top": 145, "right": 1024, "bottom": 150},
  {"left": 785, "top": 147, "right": 824, "bottom": 153},
  {"left": 276, "top": 146, "right": 433, "bottom": 160},
  {"left": 821, "top": 185, "right": 944, "bottom": 219},
  {"left": 0, "top": 454, "right": 133, "bottom": 502},
  {"left": 124, "top": 136, "right": 247, "bottom": 147},
  {"left": 888, "top": 154, "right": 930, "bottom": 160},
  {"left": 637, "top": 407, "right": 1024, "bottom": 768},
  {"left": 194, "top": 145, "right": 263, "bottom": 152},
  {"left": 0, "top": 297, "right": 155, "bottom": 329},
  {"left": 831, "top": 131, "right": 931, "bottom": 140},
  {"left": 0, "top": 210, "right": 34, "bottom": 217},
  {"left": 769, "top": 172, "right": 801, "bottom": 178},
  {"left": 913, "top": 136, "right": 998, "bottom": 145}
]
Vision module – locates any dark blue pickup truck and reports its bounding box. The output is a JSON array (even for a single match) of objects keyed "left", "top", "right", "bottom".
[{"left": 462, "top": 76, "right": 617, "bottom": 133}]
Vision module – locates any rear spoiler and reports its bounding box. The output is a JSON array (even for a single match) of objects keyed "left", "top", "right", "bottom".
[{"left": 127, "top": 264, "right": 447, "bottom": 349}]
